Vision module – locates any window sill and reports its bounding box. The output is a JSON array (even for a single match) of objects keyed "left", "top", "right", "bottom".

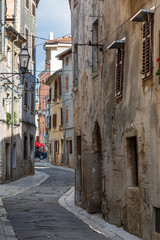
[
  {"left": 142, "top": 76, "right": 153, "bottom": 85},
  {"left": 24, "top": 106, "right": 27, "bottom": 111}
]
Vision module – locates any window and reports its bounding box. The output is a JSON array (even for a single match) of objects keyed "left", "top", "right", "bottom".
[
  {"left": 66, "top": 56, "right": 69, "bottom": 66},
  {"left": 61, "top": 108, "right": 63, "bottom": 125},
  {"left": 25, "top": 28, "right": 28, "bottom": 48},
  {"left": 32, "top": 34, "right": 35, "bottom": 62},
  {"left": 26, "top": 0, "right": 29, "bottom": 9},
  {"left": 69, "top": 140, "right": 72, "bottom": 154},
  {"left": 49, "top": 87, "right": 52, "bottom": 102},
  {"left": 58, "top": 77, "right": 61, "bottom": 96},
  {"left": 126, "top": 136, "right": 138, "bottom": 187},
  {"left": 115, "top": 47, "right": 124, "bottom": 98},
  {"left": 92, "top": 19, "right": 98, "bottom": 73},
  {"left": 32, "top": 2, "right": 36, "bottom": 17},
  {"left": 65, "top": 75, "right": 69, "bottom": 92},
  {"left": 155, "top": 208, "right": 160, "bottom": 233},
  {"left": 24, "top": 135, "right": 27, "bottom": 160},
  {"left": 53, "top": 114, "right": 57, "bottom": 128},
  {"left": 49, "top": 116, "right": 51, "bottom": 129},
  {"left": 142, "top": 14, "right": 153, "bottom": 80},
  {"left": 54, "top": 140, "right": 59, "bottom": 153},
  {"left": 66, "top": 107, "right": 68, "bottom": 126},
  {"left": 54, "top": 80, "right": 57, "bottom": 98},
  {"left": 24, "top": 81, "right": 28, "bottom": 108},
  {"left": 31, "top": 85, "right": 34, "bottom": 112}
]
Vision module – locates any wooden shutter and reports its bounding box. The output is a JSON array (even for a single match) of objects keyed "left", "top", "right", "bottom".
[
  {"left": 115, "top": 47, "right": 124, "bottom": 98},
  {"left": 53, "top": 114, "right": 57, "bottom": 128},
  {"left": 65, "top": 75, "right": 69, "bottom": 92},
  {"left": 54, "top": 80, "right": 57, "bottom": 98},
  {"left": 59, "top": 77, "right": 61, "bottom": 96},
  {"left": 66, "top": 107, "right": 68, "bottom": 126},
  {"left": 32, "top": 3, "right": 36, "bottom": 17},
  {"left": 66, "top": 56, "right": 69, "bottom": 66},
  {"left": 142, "top": 14, "right": 153, "bottom": 80}
]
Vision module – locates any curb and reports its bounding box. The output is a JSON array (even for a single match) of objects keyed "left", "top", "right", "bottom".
[{"left": 58, "top": 187, "right": 142, "bottom": 240}]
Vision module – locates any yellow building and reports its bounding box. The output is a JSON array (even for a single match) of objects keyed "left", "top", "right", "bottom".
[{"left": 46, "top": 70, "right": 63, "bottom": 165}]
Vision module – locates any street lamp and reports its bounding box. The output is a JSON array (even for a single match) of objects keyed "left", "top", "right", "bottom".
[{"left": 19, "top": 48, "right": 30, "bottom": 73}]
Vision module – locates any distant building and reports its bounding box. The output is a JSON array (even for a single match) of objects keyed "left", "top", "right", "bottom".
[
  {"left": 37, "top": 64, "right": 50, "bottom": 151},
  {"left": 46, "top": 70, "right": 63, "bottom": 164},
  {"left": 44, "top": 35, "right": 71, "bottom": 164},
  {"left": 57, "top": 48, "right": 74, "bottom": 168}
]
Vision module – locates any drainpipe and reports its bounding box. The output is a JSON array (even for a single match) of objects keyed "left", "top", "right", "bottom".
[
  {"left": 1, "top": 0, "right": 6, "bottom": 61},
  {"left": 10, "top": 0, "right": 17, "bottom": 179}
]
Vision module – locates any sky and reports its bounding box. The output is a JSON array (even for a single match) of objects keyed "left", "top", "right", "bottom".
[{"left": 36, "top": 0, "right": 71, "bottom": 77}]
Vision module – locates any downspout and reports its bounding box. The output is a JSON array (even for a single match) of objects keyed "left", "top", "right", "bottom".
[
  {"left": 1, "top": 0, "right": 6, "bottom": 61},
  {"left": 10, "top": 0, "right": 17, "bottom": 179}
]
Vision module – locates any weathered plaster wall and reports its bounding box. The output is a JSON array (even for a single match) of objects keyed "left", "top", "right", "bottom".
[{"left": 71, "top": 0, "right": 160, "bottom": 238}]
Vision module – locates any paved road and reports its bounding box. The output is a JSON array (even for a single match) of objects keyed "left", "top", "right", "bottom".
[{"left": 3, "top": 167, "right": 109, "bottom": 240}]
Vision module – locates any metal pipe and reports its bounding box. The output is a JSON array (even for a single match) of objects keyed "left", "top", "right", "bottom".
[
  {"left": 14, "top": 0, "right": 17, "bottom": 29},
  {"left": 1, "top": 0, "right": 6, "bottom": 61}
]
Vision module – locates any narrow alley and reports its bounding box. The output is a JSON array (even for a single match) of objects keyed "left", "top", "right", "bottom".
[{"left": 3, "top": 164, "right": 109, "bottom": 240}]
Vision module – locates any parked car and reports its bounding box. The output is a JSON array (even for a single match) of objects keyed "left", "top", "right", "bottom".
[{"left": 35, "top": 148, "right": 47, "bottom": 160}]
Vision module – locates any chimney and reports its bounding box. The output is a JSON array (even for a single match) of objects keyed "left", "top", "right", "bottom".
[{"left": 49, "top": 32, "right": 54, "bottom": 40}]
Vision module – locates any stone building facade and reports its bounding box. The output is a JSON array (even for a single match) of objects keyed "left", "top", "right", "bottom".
[
  {"left": 57, "top": 48, "right": 74, "bottom": 168},
  {"left": 0, "top": 0, "right": 39, "bottom": 182},
  {"left": 70, "top": 0, "right": 160, "bottom": 239}
]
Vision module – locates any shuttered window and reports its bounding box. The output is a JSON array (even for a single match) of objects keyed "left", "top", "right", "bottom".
[
  {"left": 66, "top": 107, "right": 68, "bottom": 126},
  {"left": 65, "top": 75, "right": 69, "bottom": 92},
  {"left": 58, "top": 77, "right": 61, "bottom": 96},
  {"left": 53, "top": 114, "right": 57, "bottom": 128},
  {"left": 61, "top": 108, "right": 63, "bottom": 125},
  {"left": 115, "top": 47, "right": 124, "bottom": 98},
  {"left": 32, "top": 3, "right": 36, "bottom": 17},
  {"left": 142, "top": 14, "right": 153, "bottom": 80}
]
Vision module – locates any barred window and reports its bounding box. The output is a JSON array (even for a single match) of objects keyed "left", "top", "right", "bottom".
[
  {"left": 115, "top": 47, "right": 124, "bottom": 98},
  {"left": 142, "top": 14, "right": 153, "bottom": 80}
]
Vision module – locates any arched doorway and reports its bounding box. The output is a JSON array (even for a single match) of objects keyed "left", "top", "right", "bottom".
[{"left": 91, "top": 121, "right": 102, "bottom": 213}]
